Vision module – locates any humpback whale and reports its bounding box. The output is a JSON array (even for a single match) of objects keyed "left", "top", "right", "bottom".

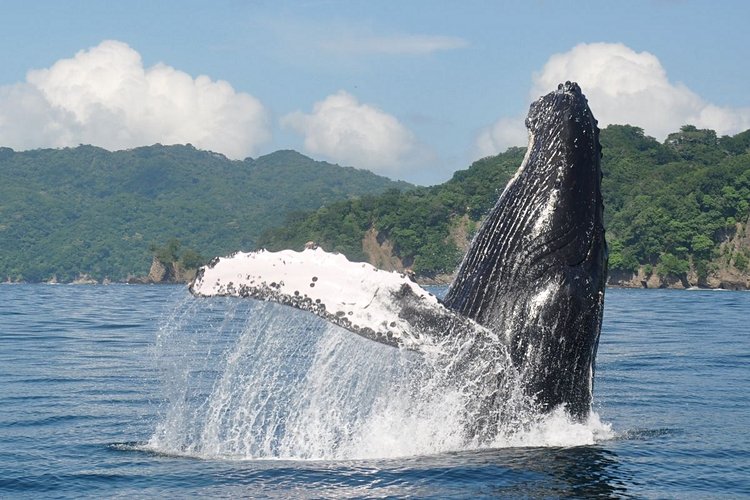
[
  {"left": 444, "top": 81, "right": 607, "bottom": 420},
  {"left": 189, "top": 82, "right": 607, "bottom": 433}
]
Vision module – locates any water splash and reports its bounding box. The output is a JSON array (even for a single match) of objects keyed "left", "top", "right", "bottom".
[{"left": 147, "top": 298, "right": 612, "bottom": 460}]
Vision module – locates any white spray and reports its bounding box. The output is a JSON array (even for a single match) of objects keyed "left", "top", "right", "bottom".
[{"left": 147, "top": 298, "right": 612, "bottom": 460}]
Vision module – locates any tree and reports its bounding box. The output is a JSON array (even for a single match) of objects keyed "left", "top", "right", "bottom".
[{"left": 150, "top": 239, "right": 181, "bottom": 264}]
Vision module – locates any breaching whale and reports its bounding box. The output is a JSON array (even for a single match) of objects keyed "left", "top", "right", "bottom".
[
  {"left": 444, "top": 81, "right": 607, "bottom": 420},
  {"left": 189, "top": 82, "right": 607, "bottom": 430}
]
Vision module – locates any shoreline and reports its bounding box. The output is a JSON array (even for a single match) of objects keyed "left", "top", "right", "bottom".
[{"left": 3, "top": 280, "right": 748, "bottom": 291}]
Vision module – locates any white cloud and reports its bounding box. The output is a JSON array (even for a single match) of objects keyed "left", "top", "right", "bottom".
[
  {"left": 477, "top": 42, "right": 750, "bottom": 156},
  {"left": 0, "top": 40, "right": 270, "bottom": 158},
  {"left": 320, "top": 34, "right": 468, "bottom": 55},
  {"left": 475, "top": 116, "right": 528, "bottom": 158},
  {"left": 282, "top": 91, "right": 427, "bottom": 175}
]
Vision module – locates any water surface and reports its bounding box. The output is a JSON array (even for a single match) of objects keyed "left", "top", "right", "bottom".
[{"left": 0, "top": 285, "right": 748, "bottom": 498}]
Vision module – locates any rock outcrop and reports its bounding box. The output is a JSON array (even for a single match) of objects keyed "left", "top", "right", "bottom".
[
  {"left": 147, "top": 256, "right": 173, "bottom": 283},
  {"left": 127, "top": 257, "right": 197, "bottom": 284},
  {"left": 71, "top": 274, "right": 98, "bottom": 285},
  {"left": 361, "top": 228, "right": 407, "bottom": 272}
]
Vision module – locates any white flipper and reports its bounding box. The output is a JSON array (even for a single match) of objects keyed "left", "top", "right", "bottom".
[{"left": 189, "top": 248, "right": 486, "bottom": 349}]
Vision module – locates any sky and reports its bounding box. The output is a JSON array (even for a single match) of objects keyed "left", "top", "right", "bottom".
[{"left": 1, "top": 0, "right": 749, "bottom": 185}]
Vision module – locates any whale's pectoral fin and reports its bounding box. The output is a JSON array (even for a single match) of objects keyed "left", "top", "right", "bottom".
[{"left": 189, "top": 247, "right": 485, "bottom": 350}]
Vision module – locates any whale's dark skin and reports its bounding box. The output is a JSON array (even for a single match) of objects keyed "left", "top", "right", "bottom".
[{"left": 443, "top": 81, "right": 607, "bottom": 420}]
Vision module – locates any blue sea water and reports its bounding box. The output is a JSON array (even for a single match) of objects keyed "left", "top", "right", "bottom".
[{"left": 0, "top": 284, "right": 748, "bottom": 498}]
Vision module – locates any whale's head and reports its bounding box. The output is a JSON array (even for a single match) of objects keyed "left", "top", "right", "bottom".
[
  {"left": 445, "top": 82, "right": 607, "bottom": 420},
  {"left": 520, "top": 81, "right": 604, "bottom": 270}
]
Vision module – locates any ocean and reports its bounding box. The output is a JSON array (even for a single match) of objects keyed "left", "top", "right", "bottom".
[{"left": 1, "top": 284, "right": 748, "bottom": 498}]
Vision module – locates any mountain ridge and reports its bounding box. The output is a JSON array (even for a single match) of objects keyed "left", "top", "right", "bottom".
[{"left": 0, "top": 144, "right": 412, "bottom": 282}]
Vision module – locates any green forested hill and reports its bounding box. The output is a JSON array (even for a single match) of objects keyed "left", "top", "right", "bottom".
[
  {"left": 259, "top": 125, "right": 750, "bottom": 286},
  {"left": 0, "top": 145, "right": 411, "bottom": 282},
  {"left": 3, "top": 126, "right": 748, "bottom": 285},
  {"left": 259, "top": 148, "right": 525, "bottom": 275},
  {"left": 602, "top": 125, "right": 750, "bottom": 283}
]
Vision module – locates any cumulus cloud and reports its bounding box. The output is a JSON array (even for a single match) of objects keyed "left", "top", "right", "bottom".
[
  {"left": 0, "top": 40, "right": 270, "bottom": 158},
  {"left": 320, "top": 34, "right": 468, "bottom": 55},
  {"left": 475, "top": 116, "right": 528, "bottom": 158},
  {"left": 477, "top": 42, "right": 750, "bottom": 156},
  {"left": 282, "top": 91, "right": 428, "bottom": 175}
]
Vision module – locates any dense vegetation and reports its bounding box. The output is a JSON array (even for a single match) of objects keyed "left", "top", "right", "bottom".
[
  {"left": 603, "top": 125, "right": 750, "bottom": 281},
  {"left": 0, "top": 145, "right": 410, "bottom": 282},
  {"left": 259, "top": 150, "right": 524, "bottom": 275},
  {"left": 260, "top": 125, "right": 750, "bottom": 282}
]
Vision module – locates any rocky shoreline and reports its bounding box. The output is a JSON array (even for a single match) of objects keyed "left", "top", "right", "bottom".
[
  {"left": 6, "top": 251, "right": 749, "bottom": 291},
  {"left": 5, "top": 275, "right": 748, "bottom": 290}
]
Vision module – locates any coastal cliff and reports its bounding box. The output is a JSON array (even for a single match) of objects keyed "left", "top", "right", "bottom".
[
  {"left": 126, "top": 256, "right": 197, "bottom": 284},
  {"left": 608, "top": 217, "right": 750, "bottom": 290}
]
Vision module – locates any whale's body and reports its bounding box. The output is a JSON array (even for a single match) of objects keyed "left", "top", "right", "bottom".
[
  {"left": 190, "top": 82, "right": 607, "bottom": 430},
  {"left": 444, "top": 82, "right": 607, "bottom": 419}
]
